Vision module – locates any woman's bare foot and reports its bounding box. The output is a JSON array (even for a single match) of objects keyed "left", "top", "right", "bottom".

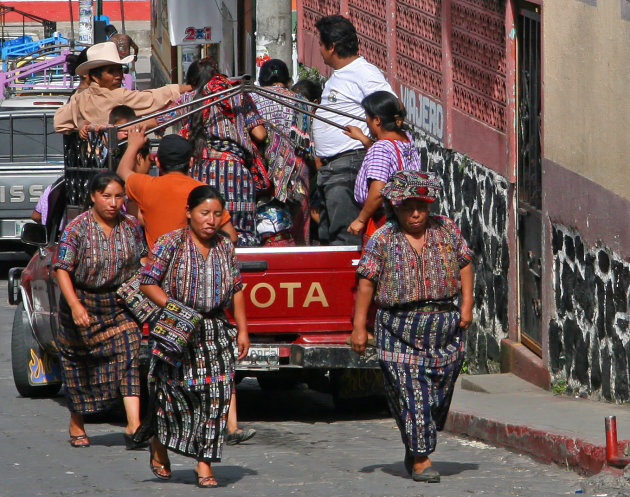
[
  {"left": 68, "top": 412, "right": 90, "bottom": 447},
  {"left": 412, "top": 455, "right": 433, "bottom": 473}
]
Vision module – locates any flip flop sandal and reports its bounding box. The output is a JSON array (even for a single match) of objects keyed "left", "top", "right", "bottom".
[
  {"left": 149, "top": 444, "right": 171, "bottom": 480},
  {"left": 69, "top": 434, "right": 90, "bottom": 448},
  {"left": 194, "top": 470, "right": 219, "bottom": 488}
]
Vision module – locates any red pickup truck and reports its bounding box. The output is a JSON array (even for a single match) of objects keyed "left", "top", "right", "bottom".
[{"left": 9, "top": 179, "right": 382, "bottom": 405}]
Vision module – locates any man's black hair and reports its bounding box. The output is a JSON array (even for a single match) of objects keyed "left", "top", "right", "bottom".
[{"left": 314, "top": 15, "right": 359, "bottom": 58}]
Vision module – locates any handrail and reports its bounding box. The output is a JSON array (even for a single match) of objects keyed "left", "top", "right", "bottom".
[
  {"left": 252, "top": 84, "right": 367, "bottom": 124},
  {"left": 117, "top": 82, "right": 249, "bottom": 129},
  {"left": 113, "top": 80, "right": 367, "bottom": 137},
  {"left": 115, "top": 86, "right": 245, "bottom": 146},
  {"left": 250, "top": 85, "right": 354, "bottom": 131},
  {"left": 7, "top": 43, "right": 79, "bottom": 67}
]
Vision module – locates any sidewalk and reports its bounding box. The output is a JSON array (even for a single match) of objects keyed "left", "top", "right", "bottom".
[{"left": 445, "top": 373, "right": 630, "bottom": 476}]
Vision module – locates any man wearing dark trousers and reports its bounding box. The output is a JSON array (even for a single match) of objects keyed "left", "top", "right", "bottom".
[{"left": 313, "top": 15, "right": 396, "bottom": 245}]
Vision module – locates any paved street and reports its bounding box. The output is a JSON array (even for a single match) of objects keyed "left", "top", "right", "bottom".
[{"left": 0, "top": 261, "right": 600, "bottom": 497}]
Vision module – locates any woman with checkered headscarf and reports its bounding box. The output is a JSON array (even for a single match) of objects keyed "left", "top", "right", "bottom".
[{"left": 351, "top": 170, "right": 474, "bottom": 483}]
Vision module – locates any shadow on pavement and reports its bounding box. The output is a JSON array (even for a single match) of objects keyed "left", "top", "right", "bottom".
[
  {"left": 360, "top": 459, "right": 479, "bottom": 479},
  {"left": 236, "top": 378, "right": 390, "bottom": 423},
  {"left": 432, "top": 460, "right": 479, "bottom": 475}
]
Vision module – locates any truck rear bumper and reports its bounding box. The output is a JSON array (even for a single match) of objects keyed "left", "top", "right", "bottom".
[{"left": 236, "top": 344, "right": 379, "bottom": 371}]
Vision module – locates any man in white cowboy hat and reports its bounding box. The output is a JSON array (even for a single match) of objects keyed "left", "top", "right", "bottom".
[{"left": 54, "top": 42, "right": 191, "bottom": 133}]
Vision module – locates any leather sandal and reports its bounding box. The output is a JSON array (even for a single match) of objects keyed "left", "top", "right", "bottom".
[
  {"left": 149, "top": 443, "right": 171, "bottom": 480},
  {"left": 124, "top": 433, "right": 149, "bottom": 450},
  {"left": 69, "top": 434, "right": 90, "bottom": 448},
  {"left": 194, "top": 470, "right": 219, "bottom": 488}
]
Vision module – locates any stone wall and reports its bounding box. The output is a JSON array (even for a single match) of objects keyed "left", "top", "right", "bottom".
[
  {"left": 549, "top": 225, "right": 630, "bottom": 402},
  {"left": 411, "top": 132, "right": 511, "bottom": 373}
]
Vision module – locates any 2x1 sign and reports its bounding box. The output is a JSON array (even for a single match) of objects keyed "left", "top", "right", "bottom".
[{"left": 166, "top": 0, "right": 223, "bottom": 46}]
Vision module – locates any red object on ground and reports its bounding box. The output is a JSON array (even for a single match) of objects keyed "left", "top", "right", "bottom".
[{"left": 605, "top": 416, "right": 630, "bottom": 468}]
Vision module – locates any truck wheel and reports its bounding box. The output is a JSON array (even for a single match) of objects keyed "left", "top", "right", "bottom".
[{"left": 11, "top": 302, "right": 62, "bottom": 398}]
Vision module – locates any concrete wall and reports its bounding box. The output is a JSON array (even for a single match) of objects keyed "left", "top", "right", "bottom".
[
  {"left": 543, "top": 1, "right": 630, "bottom": 401},
  {"left": 543, "top": 0, "right": 630, "bottom": 200}
]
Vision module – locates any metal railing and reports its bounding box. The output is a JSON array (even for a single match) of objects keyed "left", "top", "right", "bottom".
[{"left": 64, "top": 78, "right": 369, "bottom": 213}]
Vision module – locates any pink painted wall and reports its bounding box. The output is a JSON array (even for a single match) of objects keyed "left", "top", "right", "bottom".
[{"left": 298, "top": 0, "right": 515, "bottom": 177}]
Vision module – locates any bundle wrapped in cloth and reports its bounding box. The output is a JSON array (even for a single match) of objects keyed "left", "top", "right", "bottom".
[{"left": 150, "top": 298, "right": 203, "bottom": 367}]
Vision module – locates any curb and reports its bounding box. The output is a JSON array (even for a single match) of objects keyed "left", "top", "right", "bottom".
[{"left": 445, "top": 410, "right": 608, "bottom": 476}]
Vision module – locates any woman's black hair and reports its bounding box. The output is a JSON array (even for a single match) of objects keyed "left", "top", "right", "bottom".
[
  {"left": 258, "top": 59, "right": 291, "bottom": 87},
  {"left": 66, "top": 47, "right": 88, "bottom": 77},
  {"left": 314, "top": 15, "right": 359, "bottom": 58},
  {"left": 193, "top": 57, "right": 220, "bottom": 92},
  {"left": 84, "top": 171, "right": 125, "bottom": 210},
  {"left": 291, "top": 79, "right": 323, "bottom": 103},
  {"left": 361, "top": 91, "right": 407, "bottom": 132},
  {"left": 187, "top": 185, "right": 225, "bottom": 211},
  {"left": 188, "top": 57, "right": 221, "bottom": 158},
  {"left": 185, "top": 59, "right": 200, "bottom": 86}
]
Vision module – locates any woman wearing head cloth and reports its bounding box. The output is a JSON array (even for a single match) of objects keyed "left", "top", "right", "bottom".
[
  {"left": 251, "top": 58, "right": 313, "bottom": 245},
  {"left": 181, "top": 57, "right": 267, "bottom": 247},
  {"left": 351, "top": 170, "right": 474, "bottom": 483}
]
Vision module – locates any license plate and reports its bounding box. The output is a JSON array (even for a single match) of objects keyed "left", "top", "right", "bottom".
[{"left": 238, "top": 346, "right": 280, "bottom": 369}]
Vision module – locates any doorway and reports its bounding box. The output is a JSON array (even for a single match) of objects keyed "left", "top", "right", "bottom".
[{"left": 517, "top": 3, "right": 542, "bottom": 355}]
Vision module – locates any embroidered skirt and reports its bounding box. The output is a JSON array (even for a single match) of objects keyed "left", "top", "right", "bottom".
[
  {"left": 375, "top": 305, "right": 464, "bottom": 457},
  {"left": 56, "top": 289, "right": 141, "bottom": 414},
  {"left": 147, "top": 314, "right": 237, "bottom": 463}
]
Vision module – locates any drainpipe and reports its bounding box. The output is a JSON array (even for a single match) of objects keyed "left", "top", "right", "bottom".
[{"left": 605, "top": 416, "right": 630, "bottom": 468}]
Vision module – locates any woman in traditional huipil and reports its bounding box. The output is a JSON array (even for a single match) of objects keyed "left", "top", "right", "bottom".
[
  {"left": 139, "top": 185, "right": 249, "bottom": 488},
  {"left": 55, "top": 171, "right": 147, "bottom": 449},
  {"left": 351, "top": 170, "right": 474, "bottom": 483},
  {"left": 182, "top": 57, "right": 267, "bottom": 246},
  {"left": 251, "top": 58, "right": 313, "bottom": 245}
]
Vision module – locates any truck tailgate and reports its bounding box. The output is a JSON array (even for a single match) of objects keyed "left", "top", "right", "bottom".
[{"left": 236, "top": 246, "right": 361, "bottom": 335}]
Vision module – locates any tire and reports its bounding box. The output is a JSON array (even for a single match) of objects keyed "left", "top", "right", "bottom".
[{"left": 11, "top": 302, "right": 61, "bottom": 398}]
